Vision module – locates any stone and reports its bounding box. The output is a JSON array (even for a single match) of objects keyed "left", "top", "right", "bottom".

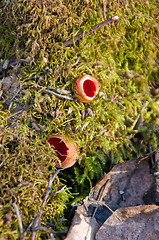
[{"left": 96, "top": 205, "right": 159, "bottom": 240}]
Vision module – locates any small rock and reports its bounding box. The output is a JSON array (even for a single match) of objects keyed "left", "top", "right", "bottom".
[{"left": 96, "top": 205, "right": 159, "bottom": 240}]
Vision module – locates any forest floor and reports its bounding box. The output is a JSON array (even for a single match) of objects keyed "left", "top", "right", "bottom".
[{"left": 0, "top": 0, "right": 159, "bottom": 239}]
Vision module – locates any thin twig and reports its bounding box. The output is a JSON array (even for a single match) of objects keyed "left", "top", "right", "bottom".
[
  {"left": 43, "top": 221, "right": 54, "bottom": 228},
  {"left": 30, "top": 86, "right": 75, "bottom": 101},
  {"left": 55, "top": 16, "right": 119, "bottom": 49},
  {"left": 22, "top": 219, "right": 34, "bottom": 239},
  {"left": 41, "top": 89, "right": 76, "bottom": 101},
  {"left": 33, "top": 226, "right": 56, "bottom": 234},
  {"left": 41, "top": 208, "right": 54, "bottom": 217},
  {"left": 89, "top": 199, "right": 122, "bottom": 222},
  {"left": 0, "top": 157, "right": 8, "bottom": 168},
  {"left": 137, "top": 147, "right": 159, "bottom": 164},
  {"left": 33, "top": 226, "right": 66, "bottom": 235},
  {"left": 12, "top": 203, "right": 24, "bottom": 235},
  {"left": 31, "top": 169, "right": 60, "bottom": 240},
  {"left": 3, "top": 110, "right": 23, "bottom": 121},
  {"left": 22, "top": 212, "right": 36, "bottom": 239}
]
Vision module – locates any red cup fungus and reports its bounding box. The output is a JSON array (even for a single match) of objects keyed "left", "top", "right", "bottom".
[
  {"left": 46, "top": 134, "right": 77, "bottom": 168},
  {"left": 74, "top": 74, "right": 99, "bottom": 103}
]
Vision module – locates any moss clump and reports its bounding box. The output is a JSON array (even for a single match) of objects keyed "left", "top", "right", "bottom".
[{"left": 0, "top": 0, "right": 159, "bottom": 239}]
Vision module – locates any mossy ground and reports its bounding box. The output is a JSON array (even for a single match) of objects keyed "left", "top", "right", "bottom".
[{"left": 0, "top": 0, "right": 159, "bottom": 239}]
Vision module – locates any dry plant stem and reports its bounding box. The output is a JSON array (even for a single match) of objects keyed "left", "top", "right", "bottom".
[
  {"left": 137, "top": 147, "right": 159, "bottom": 164},
  {"left": 12, "top": 203, "right": 24, "bottom": 235},
  {"left": 43, "top": 221, "right": 54, "bottom": 228},
  {"left": 31, "top": 86, "right": 75, "bottom": 101},
  {"left": 42, "top": 89, "right": 76, "bottom": 101},
  {"left": 31, "top": 169, "right": 60, "bottom": 240},
  {"left": 56, "top": 16, "right": 119, "bottom": 49}
]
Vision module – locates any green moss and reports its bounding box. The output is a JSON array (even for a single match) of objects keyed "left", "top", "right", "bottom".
[{"left": 0, "top": 0, "right": 159, "bottom": 239}]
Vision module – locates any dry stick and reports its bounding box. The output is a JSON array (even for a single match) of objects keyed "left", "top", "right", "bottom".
[
  {"left": 31, "top": 169, "right": 60, "bottom": 240},
  {"left": 22, "top": 212, "right": 36, "bottom": 240},
  {"left": 41, "top": 89, "right": 75, "bottom": 101},
  {"left": 22, "top": 219, "right": 34, "bottom": 239},
  {"left": 12, "top": 203, "right": 24, "bottom": 235},
  {"left": 137, "top": 147, "right": 159, "bottom": 164},
  {"left": 30, "top": 86, "right": 75, "bottom": 101},
  {"left": 55, "top": 16, "right": 119, "bottom": 49},
  {"left": 22, "top": 208, "right": 54, "bottom": 239}
]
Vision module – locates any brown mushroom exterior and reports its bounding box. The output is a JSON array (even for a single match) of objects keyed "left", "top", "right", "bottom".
[
  {"left": 74, "top": 74, "right": 99, "bottom": 103},
  {"left": 46, "top": 134, "right": 77, "bottom": 168}
]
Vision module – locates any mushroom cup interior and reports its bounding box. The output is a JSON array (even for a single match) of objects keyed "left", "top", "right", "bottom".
[
  {"left": 47, "top": 137, "right": 69, "bottom": 162},
  {"left": 83, "top": 79, "right": 96, "bottom": 97}
]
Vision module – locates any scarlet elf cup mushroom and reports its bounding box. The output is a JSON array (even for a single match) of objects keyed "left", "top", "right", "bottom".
[
  {"left": 74, "top": 74, "right": 99, "bottom": 103},
  {"left": 46, "top": 135, "right": 77, "bottom": 168}
]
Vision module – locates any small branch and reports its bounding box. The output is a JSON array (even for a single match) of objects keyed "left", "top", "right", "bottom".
[
  {"left": 22, "top": 219, "right": 34, "bottom": 239},
  {"left": 12, "top": 203, "right": 24, "bottom": 235},
  {"left": 22, "top": 212, "right": 36, "bottom": 239},
  {"left": 31, "top": 169, "right": 60, "bottom": 240},
  {"left": 55, "top": 16, "right": 119, "bottom": 49},
  {"left": 137, "top": 147, "right": 159, "bottom": 164},
  {"left": 43, "top": 221, "right": 54, "bottom": 228}
]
